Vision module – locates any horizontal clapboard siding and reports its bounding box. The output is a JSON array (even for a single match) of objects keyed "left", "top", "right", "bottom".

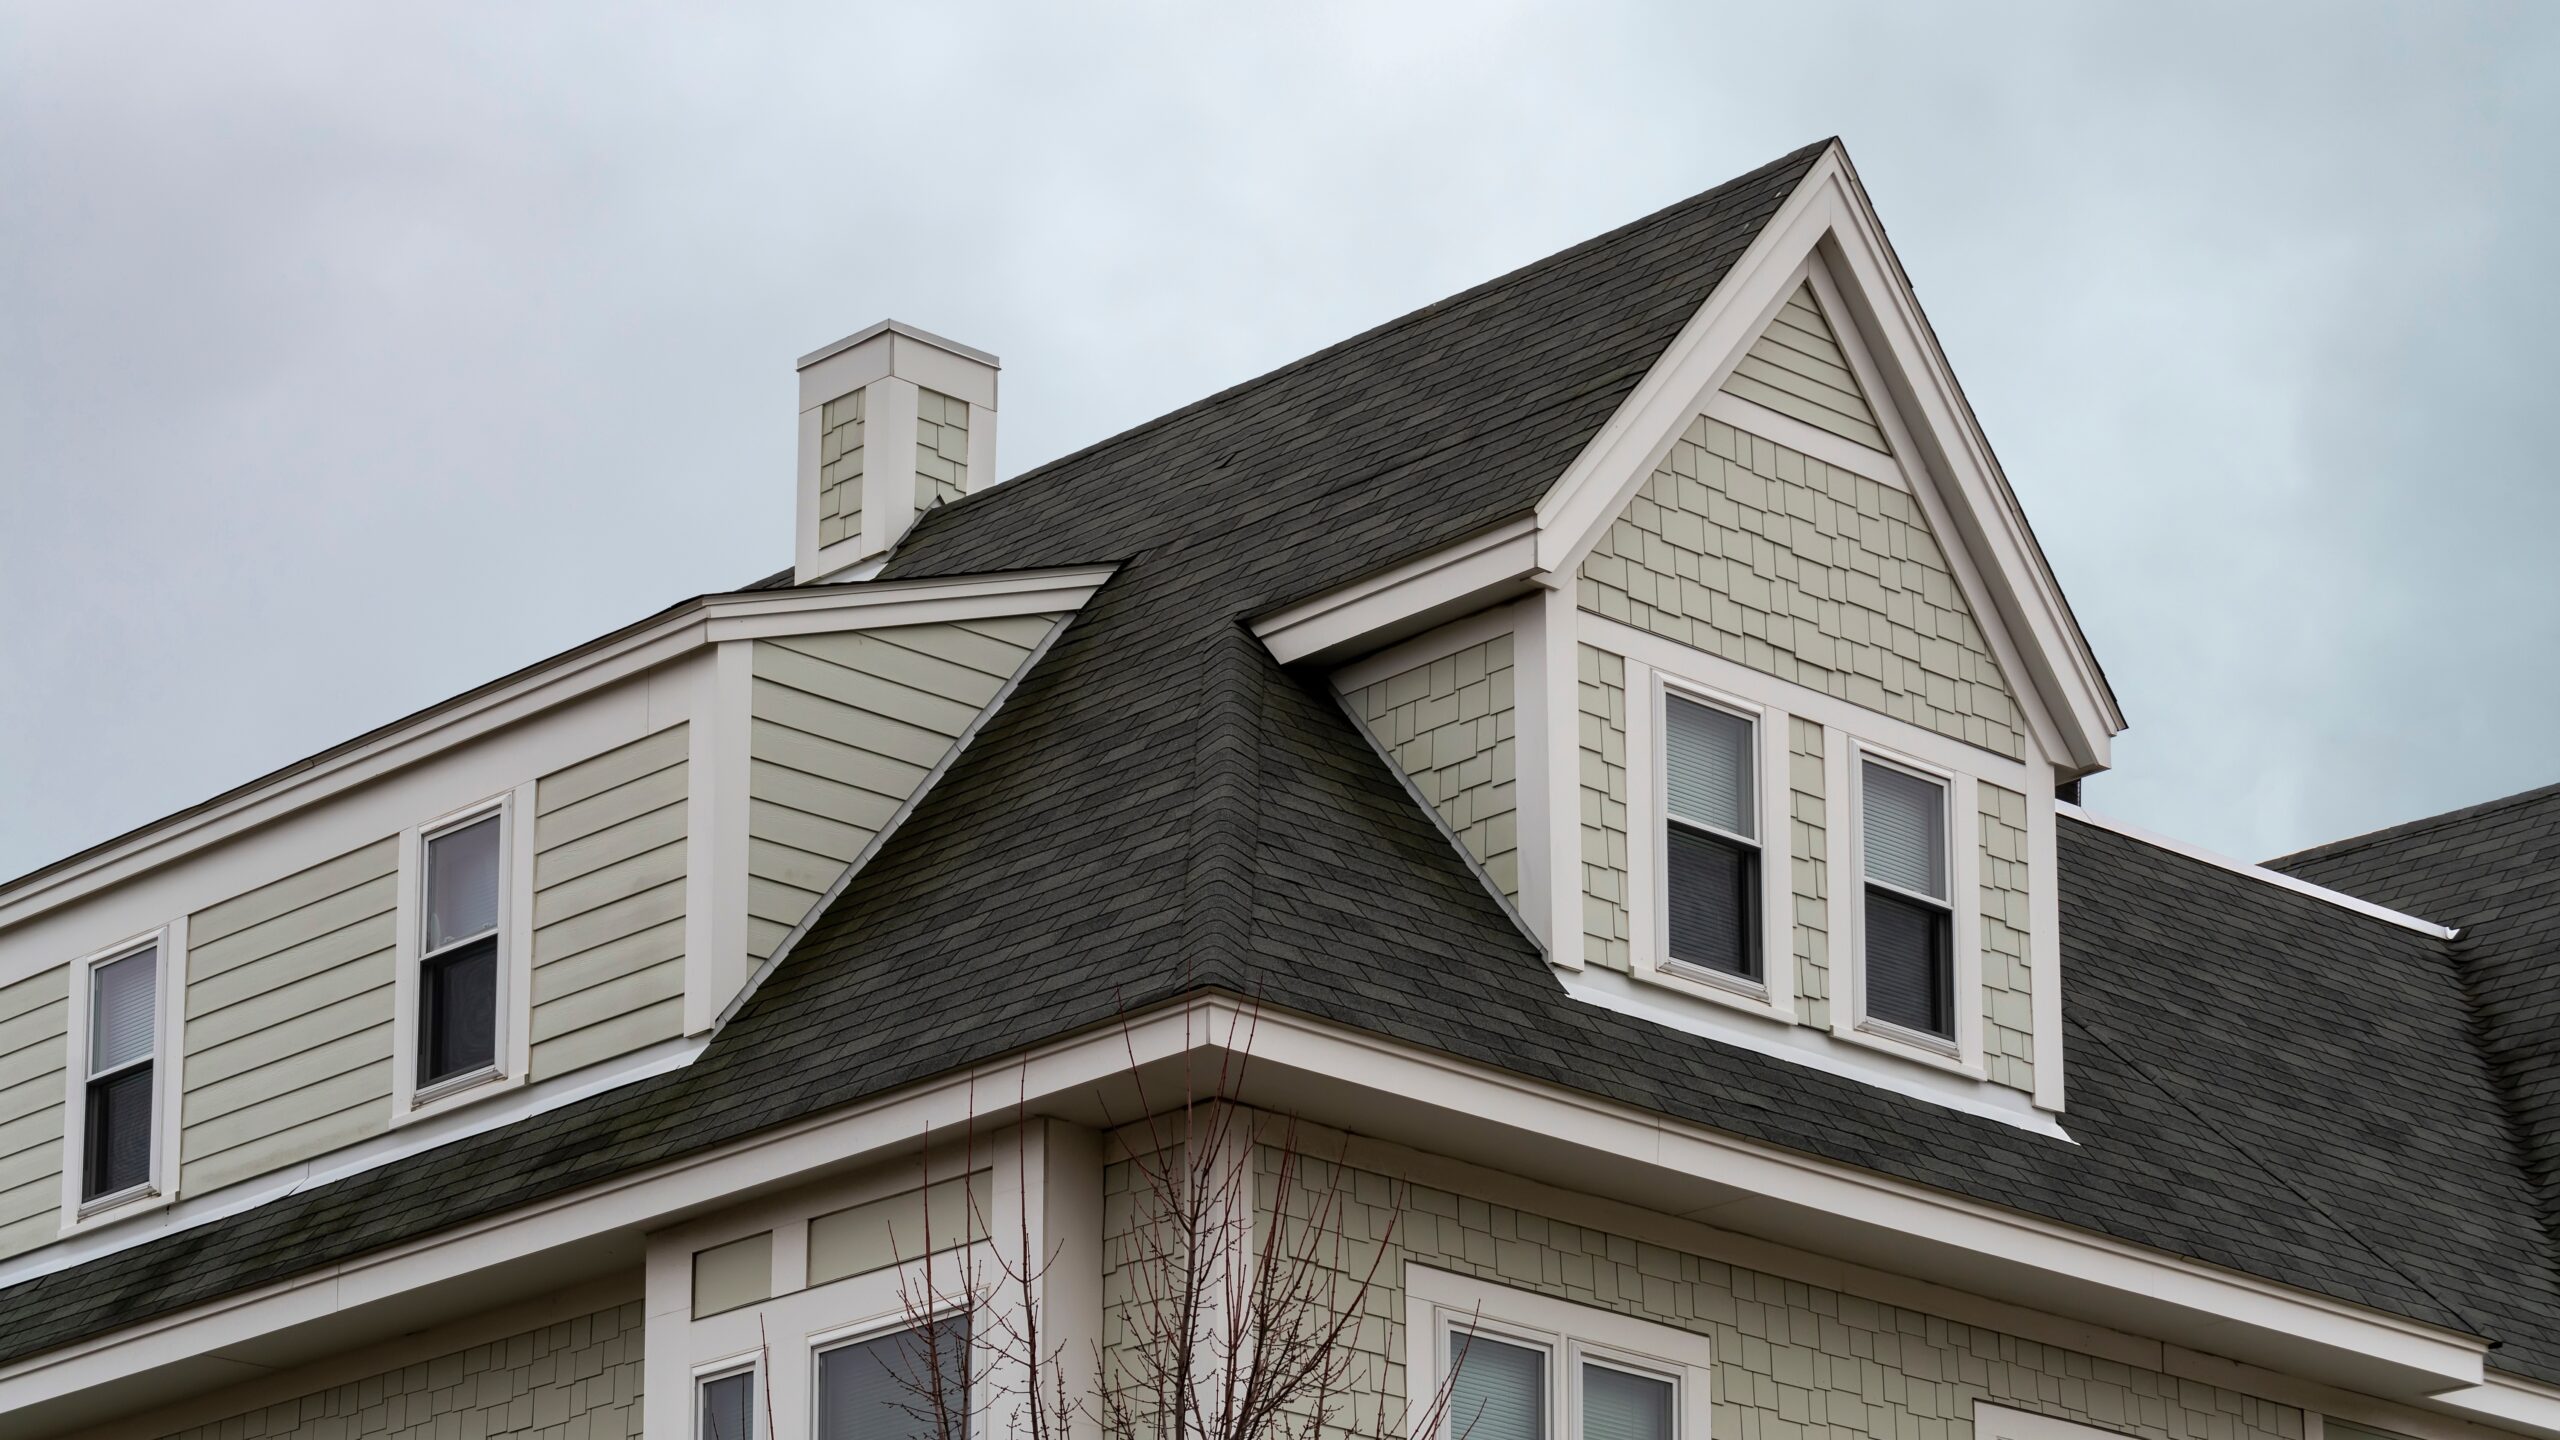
[
  {"left": 531, "top": 724, "right": 688, "bottom": 1080},
  {"left": 183, "top": 836, "right": 397, "bottom": 1196},
  {"left": 746, "top": 616, "right": 1055, "bottom": 961},
  {"left": 0, "top": 966, "right": 68, "bottom": 1260},
  {"left": 1720, "top": 281, "right": 1889, "bottom": 453}
]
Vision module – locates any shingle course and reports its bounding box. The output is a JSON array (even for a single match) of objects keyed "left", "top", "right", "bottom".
[{"left": 5, "top": 141, "right": 2557, "bottom": 1399}]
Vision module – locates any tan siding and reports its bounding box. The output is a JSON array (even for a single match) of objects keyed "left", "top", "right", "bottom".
[
  {"left": 1789, "top": 716, "right": 1832, "bottom": 1028},
  {"left": 1345, "top": 634, "right": 1518, "bottom": 899},
  {"left": 1720, "top": 282, "right": 1889, "bottom": 452},
  {"left": 915, "top": 386, "right": 970, "bottom": 512},
  {"left": 0, "top": 967, "right": 67, "bottom": 1261},
  {"left": 1980, "top": 781, "right": 2035, "bottom": 1093},
  {"left": 1250, "top": 1148, "right": 2307, "bottom": 1440},
  {"left": 819, "top": 386, "right": 866, "bottom": 549},
  {"left": 744, "top": 618, "right": 1055, "bottom": 963},
  {"left": 1578, "top": 645, "right": 1629, "bottom": 971},
  {"left": 1579, "top": 414, "right": 2025, "bottom": 760},
  {"left": 155, "top": 1298, "right": 645, "bottom": 1440},
  {"left": 182, "top": 837, "right": 397, "bottom": 1196},
  {"left": 531, "top": 725, "right": 688, "bottom": 1081}
]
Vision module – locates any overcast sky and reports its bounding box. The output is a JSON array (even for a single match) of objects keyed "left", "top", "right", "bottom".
[{"left": 3, "top": 3, "right": 2554, "bottom": 881}]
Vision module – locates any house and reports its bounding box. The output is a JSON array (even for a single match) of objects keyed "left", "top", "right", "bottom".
[{"left": 2, "top": 137, "right": 2556, "bottom": 1440}]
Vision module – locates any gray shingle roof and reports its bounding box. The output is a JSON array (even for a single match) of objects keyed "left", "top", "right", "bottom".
[{"left": 7, "top": 141, "right": 2559, "bottom": 1398}]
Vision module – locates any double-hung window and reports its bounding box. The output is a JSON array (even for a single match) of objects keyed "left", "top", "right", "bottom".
[
  {"left": 1860, "top": 758, "right": 1953, "bottom": 1040},
  {"left": 1661, "top": 695, "right": 1758, "bottom": 982},
  {"left": 418, "top": 811, "right": 504, "bottom": 1090},
  {"left": 815, "top": 1315, "right": 970, "bottom": 1440},
  {"left": 81, "top": 943, "right": 160, "bottom": 1204}
]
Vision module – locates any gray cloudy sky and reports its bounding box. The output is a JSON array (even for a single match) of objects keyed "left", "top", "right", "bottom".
[{"left": 4, "top": 3, "right": 2555, "bottom": 881}]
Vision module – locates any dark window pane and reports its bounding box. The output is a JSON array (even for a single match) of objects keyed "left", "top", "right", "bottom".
[
  {"left": 83, "top": 1062, "right": 153, "bottom": 1199},
  {"left": 817, "top": 1315, "right": 970, "bottom": 1440},
  {"left": 1582, "top": 1363, "right": 1674, "bottom": 1440},
  {"left": 1667, "top": 825, "right": 1757, "bottom": 979},
  {"left": 420, "top": 935, "right": 499, "bottom": 1085},
  {"left": 701, "top": 1370, "right": 756, "bottom": 1440},
  {"left": 1864, "top": 889, "right": 1951, "bottom": 1037}
]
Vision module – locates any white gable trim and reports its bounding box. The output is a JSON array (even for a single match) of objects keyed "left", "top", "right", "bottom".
[{"left": 1530, "top": 152, "right": 2112, "bottom": 769}]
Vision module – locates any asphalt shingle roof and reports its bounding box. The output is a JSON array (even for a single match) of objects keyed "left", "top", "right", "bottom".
[{"left": 6, "top": 140, "right": 2558, "bottom": 1398}]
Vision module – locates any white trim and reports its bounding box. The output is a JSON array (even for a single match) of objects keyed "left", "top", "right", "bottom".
[
  {"left": 1698, "top": 390, "right": 1905, "bottom": 491},
  {"left": 1254, "top": 517, "right": 1540, "bottom": 667},
  {"left": 0, "top": 567, "right": 1115, "bottom": 946},
  {"left": 2431, "top": 1373, "right": 2560, "bottom": 1440},
  {"left": 0, "top": 1032, "right": 701, "bottom": 1292},
  {"left": 1625, "top": 666, "right": 1797, "bottom": 1024},
  {"left": 1581, "top": 615, "right": 2034, "bottom": 792},
  {"left": 1835, "top": 739, "right": 1986, "bottom": 1078},
  {"left": 799, "top": 318, "right": 1002, "bottom": 374},
  {"left": 2058, "top": 803, "right": 2458, "bottom": 939},
  {"left": 1329, "top": 606, "right": 1519, "bottom": 695},
  {"left": 1522, "top": 587, "right": 1582, "bottom": 968},
  {"left": 2026, "top": 777, "right": 2066, "bottom": 1113},
  {"left": 56, "top": 926, "right": 180, "bottom": 1233},
  {"left": 0, "top": 996, "right": 2495, "bottom": 1430},
  {"left": 390, "top": 792, "right": 527, "bottom": 1122},
  {"left": 1974, "top": 1402, "right": 2137, "bottom": 1440},
  {"left": 1405, "top": 1266, "right": 1713, "bottom": 1440},
  {"left": 692, "top": 1350, "right": 768, "bottom": 1440}
]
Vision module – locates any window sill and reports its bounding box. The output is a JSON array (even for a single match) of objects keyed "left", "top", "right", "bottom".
[
  {"left": 393, "top": 1064, "right": 523, "bottom": 1128},
  {"left": 1836, "top": 1016, "right": 1982, "bottom": 1080},
  {"left": 60, "top": 1181, "right": 171, "bottom": 1238},
  {"left": 1637, "top": 956, "right": 1797, "bottom": 1024}
]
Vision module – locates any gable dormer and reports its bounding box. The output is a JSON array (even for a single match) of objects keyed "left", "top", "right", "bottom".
[{"left": 1263, "top": 143, "right": 2119, "bottom": 1128}]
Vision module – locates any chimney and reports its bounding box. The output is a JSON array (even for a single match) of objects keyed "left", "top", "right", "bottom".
[{"left": 794, "top": 321, "right": 1000, "bottom": 583}]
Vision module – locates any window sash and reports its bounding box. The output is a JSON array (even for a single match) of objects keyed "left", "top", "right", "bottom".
[
  {"left": 1662, "top": 695, "right": 1755, "bottom": 844},
  {"left": 422, "top": 813, "right": 503, "bottom": 961},
  {"left": 699, "top": 1368, "right": 758, "bottom": 1440},
  {"left": 1860, "top": 758, "right": 1947, "bottom": 902},
  {"left": 815, "top": 1315, "right": 970, "bottom": 1440},
  {"left": 1664, "top": 822, "right": 1759, "bottom": 981},
  {"left": 1862, "top": 886, "right": 1954, "bottom": 1039},
  {"left": 87, "top": 946, "right": 158, "bottom": 1080},
  {"left": 1580, "top": 1359, "right": 1676, "bottom": 1440},
  {"left": 1444, "top": 1328, "right": 1547, "bottom": 1440},
  {"left": 82, "top": 1062, "right": 154, "bottom": 1200}
]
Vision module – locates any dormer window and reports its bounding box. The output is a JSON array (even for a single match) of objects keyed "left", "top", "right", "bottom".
[
  {"left": 80, "top": 943, "right": 160, "bottom": 1204},
  {"left": 1859, "top": 758, "right": 1953, "bottom": 1041},
  {"left": 1664, "top": 695, "right": 1760, "bottom": 982}
]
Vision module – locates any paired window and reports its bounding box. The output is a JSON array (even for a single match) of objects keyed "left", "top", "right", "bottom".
[
  {"left": 1447, "top": 1331, "right": 1676, "bottom": 1440},
  {"left": 80, "top": 943, "right": 160, "bottom": 1203},
  {"left": 1661, "top": 695, "right": 1758, "bottom": 983},
  {"left": 418, "top": 811, "right": 503, "bottom": 1090},
  {"left": 1860, "top": 758, "right": 1952, "bottom": 1040},
  {"left": 700, "top": 1317, "right": 970, "bottom": 1440}
]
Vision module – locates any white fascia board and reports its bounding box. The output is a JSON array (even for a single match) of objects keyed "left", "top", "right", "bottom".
[
  {"left": 3, "top": 995, "right": 2491, "bottom": 1424},
  {"left": 0, "top": 566, "right": 1113, "bottom": 940},
  {"left": 2058, "top": 801, "right": 2459, "bottom": 940},
  {"left": 2430, "top": 1373, "right": 2560, "bottom": 1440},
  {"left": 1252, "top": 517, "right": 1538, "bottom": 666}
]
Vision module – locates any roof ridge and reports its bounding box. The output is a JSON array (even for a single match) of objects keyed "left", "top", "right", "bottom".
[
  {"left": 901, "top": 139, "right": 1834, "bottom": 540},
  {"left": 2266, "top": 778, "right": 2560, "bottom": 872}
]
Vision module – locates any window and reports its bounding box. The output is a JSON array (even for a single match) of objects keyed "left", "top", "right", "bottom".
[
  {"left": 418, "top": 810, "right": 503, "bottom": 1089},
  {"left": 1860, "top": 758, "right": 1952, "bottom": 1039},
  {"left": 1661, "top": 695, "right": 1758, "bottom": 982},
  {"left": 81, "top": 944, "right": 159, "bottom": 1203},
  {"left": 1410, "top": 1268, "right": 1707, "bottom": 1440},
  {"left": 816, "top": 1316, "right": 970, "bottom": 1440},
  {"left": 699, "top": 1365, "right": 759, "bottom": 1440}
]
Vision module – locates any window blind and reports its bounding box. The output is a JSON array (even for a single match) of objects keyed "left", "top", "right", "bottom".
[
  {"left": 700, "top": 1371, "right": 756, "bottom": 1440},
  {"left": 425, "top": 815, "right": 502, "bottom": 952},
  {"left": 818, "top": 1317, "right": 969, "bottom": 1440},
  {"left": 1666, "top": 827, "right": 1754, "bottom": 977},
  {"left": 1664, "top": 698, "right": 1753, "bottom": 838},
  {"left": 1861, "top": 761, "right": 1944, "bottom": 899},
  {"left": 89, "top": 947, "right": 156, "bottom": 1075},
  {"left": 1581, "top": 1365, "right": 1674, "bottom": 1440},
  {"left": 1446, "top": 1332, "right": 1544, "bottom": 1440}
]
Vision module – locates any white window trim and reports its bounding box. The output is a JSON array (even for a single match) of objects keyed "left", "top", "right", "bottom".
[
  {"left": 390, "top": 785, "right": 536, "bottom": 1122},
  {"left": 1405, "top": 1266, "right": 1713, "bottom": 1440},
  {"left": 1832, "top": 737, "right": 1984, "bottom": 1077},
  {"left": 1626, "top": 663, "right": 1796, "bottom": 1023},
  {"left": 693, "top": 1349, "right": 768, "bottom": 1440},
  {"left": 56, "top": 920, "right": 185, "bottom": 1232}
]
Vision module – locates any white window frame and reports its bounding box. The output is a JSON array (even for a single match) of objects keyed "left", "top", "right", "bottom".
[
  {"left": 391, "top": 785, "right": 536, "bottom": 1121},
  {"left": 1625, "top": 662, "right": 1796, "bottom": 1022},
  {"left": 57, "top": 921, "right": 186, "bottom": 1231},
  {"left": 1833, "top": 737, "right": 1982, "bottom": 1076},
  {"left": 693, "top": 1350, "right": 767, "bottom": 1440},
  {"left": 807, "top": 1302, "right": 979, "bottom": 1440},
  {"left": 1405, "top": 1266, "right": 1712, "bottom": 1440}
]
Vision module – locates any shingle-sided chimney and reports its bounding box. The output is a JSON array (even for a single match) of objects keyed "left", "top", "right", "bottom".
[{"left": 794, "top": 321, "right": 999, "bottom": 583}]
